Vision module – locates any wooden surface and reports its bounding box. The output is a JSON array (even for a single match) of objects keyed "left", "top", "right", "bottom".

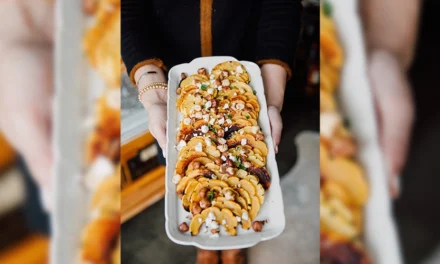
[{"left": 121, "top": 165, "right": 165, "bottom": 223}]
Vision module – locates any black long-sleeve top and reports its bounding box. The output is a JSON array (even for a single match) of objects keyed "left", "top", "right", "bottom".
[{"left": 122, "top": 0, "right": 302, "bottom": 85}]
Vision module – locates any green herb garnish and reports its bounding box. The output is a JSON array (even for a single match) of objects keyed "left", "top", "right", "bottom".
[
  {"left": 207, "top": 191, "right": 214, "bottom": 201},
  {"left": 231, "top": 86, "right": 237, "bottom": 89},
  {"left": 201, "top": 84, "right": 208, "bottom": 90},
  {"left": 253, "top": 90, "right": 257, "bottom": 95},
  {"left": 323, "top": 1, "right": 332, "bottom": 17},
  {"left": 227, "top": 114, "right": 233, "bottom": 119},
  {"left": 211, "top": 137, "right": 217, "bottom": 143},
  {"left": 238, "top": 164, "right": 247, "bottom": 170},
  {"left": 245, "top": 115, "right": 250, "bottom": 119}
]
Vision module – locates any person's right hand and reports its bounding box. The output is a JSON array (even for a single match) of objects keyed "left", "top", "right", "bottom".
[{"left": 135, "top": 65, "right": 168, "bottom": 157}]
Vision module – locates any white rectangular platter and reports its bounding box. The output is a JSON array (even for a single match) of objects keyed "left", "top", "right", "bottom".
[
  {"left": 51, "top": 0, "right": 108, "bottom": 263},
  {"left": 329, "top": 0, "right": 403, "bottom": 263},
  {"left": 165, "top": 56, "right": 286, "bottom": 250}
]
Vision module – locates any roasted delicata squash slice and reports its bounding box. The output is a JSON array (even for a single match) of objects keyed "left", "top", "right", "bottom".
[
  {"left": 227, "top": 134, "right": 268, "bottom": 156},
  {"left": 175, "top": 151, "right": 207, "bottom": 175},
  {"left": 180, "top": 74, "right": 209, "bottom": 89}
]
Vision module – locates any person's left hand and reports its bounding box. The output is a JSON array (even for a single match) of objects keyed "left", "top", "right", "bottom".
[{"left": 261, "top": 64, "right": 287, "bottom": 154}]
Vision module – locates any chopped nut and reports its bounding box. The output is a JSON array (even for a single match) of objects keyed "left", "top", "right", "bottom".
[
  {"left": 255, "top": 132, "right": 264, "bottom": 141},
  {"left": 226, "top": 159, "right": 233, "bottom": 167},
  {"left": 211, "top": 100, "right": 217, "bottom": 108},
  {"left": 192, "top": 202, "right": 202, "bottom": 215},
  {"left": 216, "top": 128, "right": 225, "bottom": 138},
  {"left": 176, "top": 87, "right": 182, "bottom": 95},
  {"left": 252, "top": 221, "right": 264, "bottom": 232},
  {"left": 199, "top": 187, "right": 209, "bottom": 198},
  {"left": 197, "top": 68, "right": 207, "bottom": 75},
  {"left": 181, "top": 73, "right": 188, "bottom": 79},
  {"left": 206, "top": 94, "right": 213, "bottom": 100},
  {"left": 200, "top": 198, "right": 211, "bottom": 209},
  {"left": 211, "top": 228, "right": 219, "bottom": 234},
  {"left": 215, "top": 79, "right": 222, "bottom": 87},
  {"left": 214, "top": 157, "right": 222, "bottom": 165},
  {"left": 217, "top": 144, "right": 228, "bottom": 152},
  {"left": 243, "top": 161, "right": 251, "bottom": 168},
  {"left": 192, "top": 161, "right": 201, "bottom": 169},
  {"left": 179, "top": 222, "right": 189, "bottom": 232}
]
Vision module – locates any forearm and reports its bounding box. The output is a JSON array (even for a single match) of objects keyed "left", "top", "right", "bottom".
[
  {"left": 261, "top": 64, "right": 286, "bottom": 111},
  {"left": 361, "top": 0, "right": 420, "bottom": 70},
  {"left": 135, "top": 65, "right": 167, "bottom": 109}
]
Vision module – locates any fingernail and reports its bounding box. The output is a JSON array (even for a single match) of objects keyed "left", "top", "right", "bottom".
[{"left": 275, "top": 145, "right": 278, "bottom": 154}]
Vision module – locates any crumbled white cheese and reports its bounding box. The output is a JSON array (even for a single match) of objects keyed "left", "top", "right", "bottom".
[
  {"left": 239, "top": 130, "right": 244, "bottom": 135},
  {"left": 209, "top": 233, "right": 219, "bottom": 239},
  {"left": 221, "top": 156, "right": 227, "bottom": 161},
  {"left": 223, "top": 103, "right": 229, "bottom": 109},
  {"left": 225, "top": 127, "right": 229, "bottom": 132},
  {"left": 210, "top": 222, "right": 219, "bottom": 230},
  {"left": 228, "top": 154, "right": 237, "bottom": 162},
  {"left": 236, "top": 216, "right": 242, "bottom": 222},
  {"left": 194, "top": 142, "right": 203, "bottom": 152},
  {"left": 199, "top": 218, "right": 203, "bottom": 223},
  {"left": 211, "top": 174, "right": 217, "bottom": 179},
  {"left": 201, "top": 125, "right": 209, "bottom": 134},
  {"left": 234, "top": 92, "right": 238, "bottom": 96},
  {"left": 176, "top": 140, "right": 187, "bottom": 151},
  {"left": 205, "top": 138, "right": 212, "bottom": 146},
  {"left": 207, "top": 88, "right": 214, "bottom": 94},
  {"left": 205, "top": 101, "right": 212, "bottom": 109},
  {"left": 203, "top": 114, "right": 210, "bottom": 122},
  {"left": 217, "top": 85, "right": 223, "bottom": 91},
  {"left": 226, "top": 119, "right": 232, "bottom": 124},
  {"left": 222, "top": 219, "right": 227, "bottom": 225},
  {"left": 320, "top": 112, "right": 342, "bottom": 139},
  {"left": 208, "top": 212, "right": 216, "bottom": 220},
  {"left": 251, "top": 126, "right": 259, "bottom": 134},
  {"left": 210, "top": 74, "right": 215, "bottom": 80},
  {"left": 241, "top": 139, "right": 247, "bottom": 145},
  {"left": 236, "top": 103, "right": 245, "bottom": 110},
  {"left": 218, "top": 117, "right": 225, "bottom": 125},
  {"left": 195, "top": 111, "right": 203, "bottom": 119},
  {"left": 183, "top": 118, "right": 191, "bottom": 125},
  {"left": 242, "top": 211, "right": 249, "bottom": 221},
  {"left": 196, "top": 82, "right": 202, "bottom": 88},
  {"left": 194, "top": 105, "right": 202, "bottom": 111},
  {"left": 209, "top": 118, "right": 216, "bottom": 125},
  {"left": 225, "top": 191, "right": 234, "bottom": 201},
  {"left": 172, "top": 174, "right": 182, "bottom": 184},
  {"left": 236, "top": 66, "right": 244, "bottom": 73},
  {"left": 203, "top": 82, "right": 210, "bottom": 86},
  {"left": 217, "top": 138, "right": 226, "bottom": 145},
  {"left": 222, "top": 79, "right": 230, "bottom": 86}
]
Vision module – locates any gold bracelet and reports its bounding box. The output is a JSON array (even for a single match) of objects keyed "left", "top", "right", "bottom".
[{"left": 138, "top": 82, "right": 168, "bottom": 102}]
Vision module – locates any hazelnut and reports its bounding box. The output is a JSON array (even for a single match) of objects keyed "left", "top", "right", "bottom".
[
  {"left": 252, "top": 221, "right": 264, "bottom": 232},
  {"left": 190, "top": 118, "right": 196, "bottom": 124},
  {"left": 200, "top": 198, "right": 211, "bottom": 209},
  {"left": 192, "top": 161, "right": 201, "bottom": 169},
  {"left": 82, "top": 0, "right": 97, "bottom": 15},
  {"left": 179, "top": 222, "right": 189, "bottom": 232},
  {"left": 211, "top": 229, "right": 219, "bottom": 234},
  {"left": 221, "top": 151, "right": 228, "bottom": 157},
  {"left": 226, "top": 167, "right": 235, "bottom": 176},
  {"left": 216, "top": 128, "right": 225, "bottom": 138},
  {"left": 211, "top": 100, "right": 217, "bottom": 108},
  {"left": 255, "top": 132, "right": 264, "bottom": 141},
  {"left": 206, "top": 95, "right": 213, "bottom": 100},
  {"left": 199, "top": 187, "right": 209, "bottom": 198},
  {"left": 192, "top": 202, "right": 202, "bottom": 215},
  {"left": 197, "top": 68, "right": 207, "bottom": 75},
  {"left": 215, "top": 79, "right": 222, "bottom": 87},
  {"left": 214, "top": 157, "right": 222, "bottom": 165},
  {"left": 181, "top": 72, "right": 187, "bottom": 80},
  {"left": 220, "top": 164, "right": 227, "bottom": 173},
  {"left": 226, "top": 159, "right": 234, "bottom": 167},
  {"left": 243, "top": 161, "right": 251, "bottom": 168},
  {"left": 176, "top": 87, "right": 182, "bottom": 95}
]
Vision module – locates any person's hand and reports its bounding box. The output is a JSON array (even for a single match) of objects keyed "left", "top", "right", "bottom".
[
  {"left": 368, "top": 50, "right": 415, "bottom": 198},
  {"left": 0, "top": 43, "right": 53, "bottom": 211},
  {"left": 261, "top": 64, "right": 287, "bottom": 154},
  {"left": 135, "top": 65, "right": 168, "bottom": 156}
]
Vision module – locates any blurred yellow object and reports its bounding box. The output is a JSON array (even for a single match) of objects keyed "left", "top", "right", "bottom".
[
  {"left": 0, "top": 234, "right": 48, "bottom": 264},
  {"left": 83, "top": 0, "right": 121, "bottom": 88},
  {"left": 0, "top": 133, "right": 16, "bottom": 171}
]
